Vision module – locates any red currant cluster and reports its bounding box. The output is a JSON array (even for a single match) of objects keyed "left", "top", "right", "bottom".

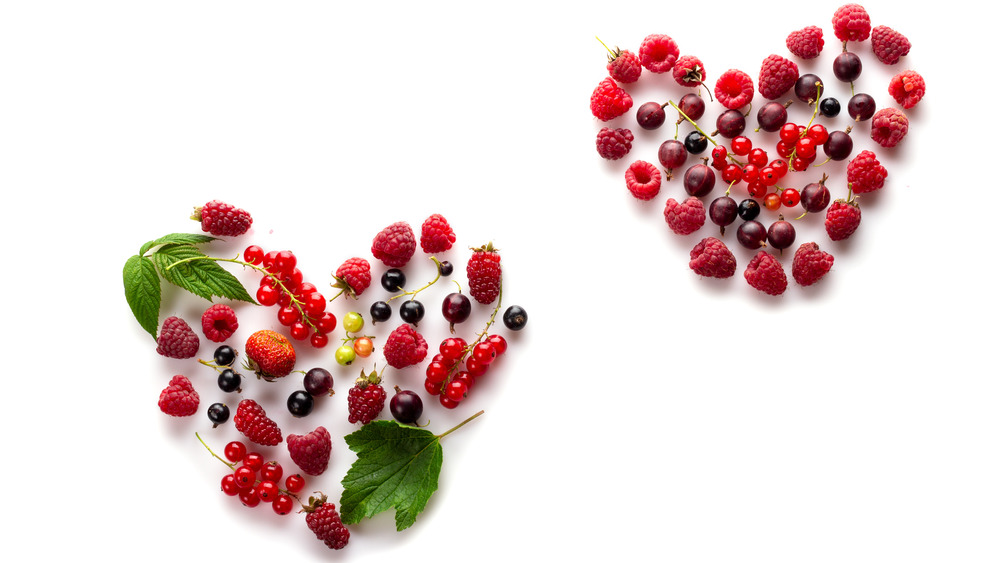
[
  {"left": 242, "top": 245, "right": 337, "bottom": 348},
  {"left": 423, "top": 334, "right": 507, "bottom": 409},
  {"left": 213, "top": 439, "right": 305, "bottom": 515}
]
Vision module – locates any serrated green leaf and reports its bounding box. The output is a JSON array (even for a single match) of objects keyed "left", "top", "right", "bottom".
[
  {"left": 123, "top": 254, "right": 161, "bottom": 340},
  {"left": 151, "top": 245, "right": 255, "bottom": 304},
  {"left": 339, "top": 420, "right": 443, "bottom": 531},
  {"left": 140, "top": 233, "right": 218, "bottom": 256}
]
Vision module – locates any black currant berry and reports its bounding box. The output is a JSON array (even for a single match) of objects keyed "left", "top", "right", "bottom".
[
  {"left": 503, "top": 305, "right": 528, "bottom": 331},
  {"left": 794, "top": 74, "right": 824, "bottom": 104},
  {"left": 207, "top": 403, "right": 230, "bottom": 427},
  {"left": 637, "top": 101, "right": 666, "bottom": 130},
  {"left": 213, "top": 345, "right": 237, "bottom": 366},
  {"left": 437, "top": 260, "right": 453, "bottom": 277},
  {"left": 370, "top": 301, "right": 392, "bottom": 324},
  {"left": 304, "top": 367, "right": 333, "bottom": 396},
  {"left": 218, "top": 369, "right": 242, "bottom": 393},
  {"left": 824, "top": 130, "right": 854, "bottom": 161},
  {"left": 737, "top": 220, "right": 767, "bottom": 250},
  {"left": 756, "top": 101, "right": 788, "bottom": 133},
  {"left": 677, "top": 92, "right": 705, "bottom": 121},
  {"left": 833, "top": 51, "right": 862, "bottom": 82},
  {"left": 709, "top": 196, "right": 738, "bottom": 235},
  {"left": 819, "top": 98, "right": 841, "bottom": 118},
  {"left": 399, "top": 300, "right": 425, "bottom": 325},
  {"left": 442, "top": 292, "right": 471, "bottom": 329},
  {"left": 287, "top": 390, "right": 314, "bottom": 418},
  {"left": 767, "top": 218, "right": 796, "bottom": 251},
  {"left": 847, "top": 93, "right": 876, "bottom": 121},
  {"left": 737, "top": 199, "right": 761, "bottom": 221},
  {"left": 715, "top": 109, "right": 746, "bottom": 138},
  {"left": 381, "top": 269, "right": 406, "bottom": 292},
  {"left": 684, "top": 131, "right": 708, "bottom": 154},
  {"left": 390, "top": 387, "right": 424, "bottom": 425}
]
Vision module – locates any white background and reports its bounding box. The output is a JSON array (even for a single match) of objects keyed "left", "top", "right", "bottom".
[{"left": 2, "top": 1, "right": 996, "bottom": 561}]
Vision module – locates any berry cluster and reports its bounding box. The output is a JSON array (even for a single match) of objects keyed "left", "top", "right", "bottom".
[
  {"left": 424, "top": 334, "right": 508, "bottom": 409},
  {"left": 202, "top": 437, "right": 304, "bottom": 516}
]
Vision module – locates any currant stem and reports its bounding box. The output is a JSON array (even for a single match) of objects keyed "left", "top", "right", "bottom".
[
  {"left": 436, "top": 410, "right": 485, "bottom": 439},
  {"left": 667, "top": 100, "right": 719, "bottom": 148},
  {"left": 196, "top": 432, "right": 236, "bottom": 470},
  {"left": 389, "top": 256, "right": 443, "bottom": 303}
]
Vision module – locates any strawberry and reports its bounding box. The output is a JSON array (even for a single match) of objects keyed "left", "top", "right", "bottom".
[
  {"left": 347, "top": 366, "right": 387, "bottom": 424},
  {"left": 466, "top": 242, "right": 502, "bottom": 305},
  {"left": 234, "top": 398, "right": 283, "bottom": 446},
  {"left": 244, "top": 329, "right": 296, "bottom": 380},
  {"left": 158, "top": 375, "right": 199, "bottom": 417}
]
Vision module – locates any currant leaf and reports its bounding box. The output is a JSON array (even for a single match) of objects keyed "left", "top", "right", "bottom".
[
  {"left": 123, "top": 254, "right": 161, "bottom": 340},
  {"left": 152, "top": 244, "right": 255, "bottom": 304},
  {"left": 140, "top": 233, "right": 217, "bottom": 256}
]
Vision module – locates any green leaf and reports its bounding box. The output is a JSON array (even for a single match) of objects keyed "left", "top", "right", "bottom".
[
  {"left": 151, "top": 245, "right": 255, "bottom": 304},
  {"left": 140, "top": 233, "right": 217, "bottom": 256},
  {"left": 339, "top": 420, "right": 444, "bottom": 531},
  {"left": 123, "top": 254, "right": 161, "bottom": 340}
]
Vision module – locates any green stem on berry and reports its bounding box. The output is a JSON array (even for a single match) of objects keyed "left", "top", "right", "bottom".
[
  {"left": 196, "top": 432, "right": 236, "bottom": 470},
  {"left": 668, "top": 100, "right": 719, "bottom": 148},
  {"left": 803, "top": 82, "right": 823, "bottom": 130},
  {"left": 436, "top": 410, "right": 485, "bottom": 440},
  {"left": 595, "top": 36, "right": 616, "bottom": 58},
  {"left": 197, "top": 359, "right": 224, "bottom": 373},
  {"left": 388, "top": 256, "right": 444, "bottom": 303}
]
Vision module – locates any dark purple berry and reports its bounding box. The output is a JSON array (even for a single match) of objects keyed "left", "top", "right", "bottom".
[
  {"left": 683, "top": 164, "right": 716, "bottom": 197},
  {"left": 636, "top": 101, "right": 666, "bottom": 130},
  {"left": 715, "top": 109, "right": 746, "bottom": 138},
  {"left": 800, "top": 181, "right": 831, "bottom": 213},
  {"left": 709, "top": 196, "right": 738, "bottom": 235},
  {"left": 794, "top": 74, "right": 824, "bottom": 104},
  {"left": 756, "top": 101, "right": 788, "bottom": 133},
  {"left": 767, "top": 218, "right": 796, "bottom": 251},
  {"left": 390, "top": 388, "right": 424, "bottom": 425},
  {"left": 833, "top": 52, "right": 862, "bottom": 82},
  {"left": 658, "top": 139, "right": 688, "bottom": 174},
  {"left": 442, "top": 292, "right": 472, "bottom": 329},
  {"left": 737, "top": 220, "right": 767, "bottom": 250},
  {"left": 848, "top": 93, "right": 876, "bottom": 121},
  {"left": 677, "top": 93, "right": 705, "bottom": 121},
  {"left": 303, "top": 367, "right": 333, "bottom": 397},
  {"left": 824, "top": 130, "right": 854, "bottom": 161}
]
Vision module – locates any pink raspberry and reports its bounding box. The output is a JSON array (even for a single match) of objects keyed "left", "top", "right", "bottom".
[
  {"left": 870, "top": 108, "right": 909, "bottom": 148},
  {"left": 832, "top": 4, "right": 872, "bottom": 42},
  {"left": 825, "top": 198, "right": 862, "bottom": 241},
  {"left": 606, "top": 47, "right": 642, "bottom": 84},
  {"left": 596, "top": 127, "right": 634, "bottom": 160},
  {"left": 158, "top": 375, "right": 199, "bottom": 417},
  {"left": 590, "top": 77, "right": 633, "bottom": 121},
  {"left": 371, "top": 222, "right": 416, "bottom": 268},
  {"left": 888, "top": 70, "right": 925, "bottom": 109},
  {"left": 744, "top": 251, "right": 787, "bottom": 296},
  {"left": 625, "top": 160, "right": 661, "bottom": 201},
  {"left": 287, "top": 426, "right": 332, "bottom": 476},
  {"left": 758, "top": 54, "right": 799, "bottom": 100},
  {"left": 792, "top": 242, "right": 834, "bottom": 286},
  {"left": 201, "top": 304, "right": 238, "bottom": 343},
  {"left": 672, "top": 55, "right": 706, "bottom": 88},
  {"left": 156, "top": 316, "right": 200, "bottom": 359},
  {"left": 663, "top": 197, "right": 706, "bottom": 235},
  {"left": 689, "top": 237, "right": 737, "bottom": 279},
  {"left": 847, "top": 150, "right": 887, "bottom": 193},
  {"left": 786, "top": 26, "right": 824, "bottom": 59},
  {"left": 332, "top": 257, "right": 372, "bottom": 299},
  {"left": 419, "top": 213, "right": 456, "bottom": 254},
  {"left": 714, "top": 69, "right": 754, "bottom": 110},
  {"left": 382, "top": 324, "right": 428, "bottom": 369},
  {"left": 871, "top": 25, "right": 911, "bottom": 64},
  {"left": 638, "top": 34, "right": 679, "bottom": 73}
]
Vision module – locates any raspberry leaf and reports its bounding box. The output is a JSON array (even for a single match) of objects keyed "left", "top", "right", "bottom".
[
  {"left": 151, "top": 244, "right": 255, "bottom": 304},
  {"left": 139, "top": 233, "right": 217, "bottom": 256},
  {"left": 123, "top": 254, "right": 162, "bottom": 340}
]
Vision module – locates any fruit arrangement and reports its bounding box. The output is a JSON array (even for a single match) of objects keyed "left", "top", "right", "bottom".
[
  {"left": 125, "top": 202, "right": 528, "bottom": 552},
  {"left": 592, "top": 4, "right": 923, "bottom": 296}
]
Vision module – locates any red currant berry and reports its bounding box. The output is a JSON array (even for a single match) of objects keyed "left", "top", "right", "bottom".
[
  {"left": 277, "top": 306, "right": 299, "bottom": 326},
  {"left": 282, "top": 268, "right": 303, "bottom": 291},
  {"left": 303, "top": 292, "right": 326, "bottom": 317},
  {"left": 256, "top": 480, "right": 279, "bottom": 503},
  {"left": 221, "top": 474, "right": 240, "bottom": 496},
  {"left": 315, "top": 312, "right": 337, "bottom": 334},
  {"left": 730, "top": 136, "right": 752, "bottom": 156},
  {"left": 768, "top": 160, "right": 788, "bottom": 178},
  {"left": 256, "top": 285, "right": 279, "bottom": 306},
  {"left": 759, "top": 167, "right": 778, "bottom": 186},
  {"left": 239, "top": 487, "right": 261, "bottom": 508},
  {"left": 439, "top": 394, "right": 459, "bottom": 409},
  {"left": 445, "top": 380, "right": 468, "bottom": 402},
  {"left": 790, "top": 157, "right": 810, "bottom": 171},
  {"left": 260, "top": 462, "right": 283, "bottom": 483},
  {"left": 465, "top": 355, "right": 489, "bottom": 377},
  {"left": 776, "top": 140, "right": 795, "bottom": 158},
  {"left": 439, "top": 338, "right": 466, "bottom": 361},
  {"left": 795, "top": 137, "right": 817, "bottom": 159},
  {"left": 453, "top": 371, "right": 476, "bottom": 391},
  {"left": 242, "top": 452, "right": 265, "bottom": 472},
  {"left": 741, "top": 164, "right": 759, "bottom": 183},
  {"left": 310, "top": 331, "right": 329, "bottom": 348},
  {"left": 277, "top": 290, "right": 292, "bottom": 307},
  {"left": 295, "top": 282, "right": 317, "bottom": 299},
  {"left": 486, "top": 334, "right": 507, "bottom": 355},
  {"left": 289, "top": 321, "right": 310, "bottom": 340},
  {"left": 472, "top": 342, "right": 496, "bottom": 365},
  {"left": 807, "top": 124, "right": 828, "bottom": 144},
  {"left": 284, "top": 474, "right": 305, "bottom": 494},
  {"left": 224, "top": 441, "right": 247, "bottom": 463},
  {"left": 779, "top": 123, "right": 800, "bottom": 142},
  {"left": 424, "top": 378, "right": 443, "bottom": 396},
  {"left": 244, "top": 245, "right": 264, "bottom": 265},
  {"left": 262, "top": 250, "right": 280, "bottom": 273},
  {"left": 272, "top": 494, "right": 294, "bottom": 515},
  {"left": 273, "top": 250, "right": 296, "bottom": 275},
  {"left": 234, "top": 466, "right": 257, "bottom": 489},
  {"left": 781, "top": 188, "right": 801, "bottom": 207},
  {"left": 711, "top": 145, "right": 728, "bottom": 162},
  {"left": 747, "top": 181, "right": 767, "bottom": 198},
  {"left": 722, "top": 163, "right": 743, "bottom": 184},
  {"left": 425, "top": 361, "right": 449, "bottom": 383},
  {"left": 748, "top": 148, "right": 768, "bottom": 167},
  {"left": 763, "top": 192, "right": 781, "bottom": 211}
]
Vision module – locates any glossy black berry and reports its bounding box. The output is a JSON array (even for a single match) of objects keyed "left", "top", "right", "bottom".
[
  {"left": 684, "top": 131, "right": 708, "bottom": 154},
  {"left": 213, "top": 345, "right": 236, "bottom": 366},
  {"left": 399, "top": 300, "right": 425, "bottom": 325},
  {"left": 390, "top": 388, "right": 424, "bottom": 425},
  {"left": 819, "top": 98, "right": 841, "bottom": 118},
  {"left": 370, "top": 300, "right": 392, "bottom": 324},
  {"left": 737, "top": 199, "right": 761, "bottom": 221},
  {"left": 304, "top": 367, "right": 333, "bottom": 396},
  {"left": 218, "top": 369, "right": 242, "bottom": 393},
  {"left": 381, "top": 269, "right": 406, "bottom": 292},
  {"left": 207, "top": 403, "right": 230, "bottom": 427},
  {"left": 287, "top": 390, "right": 314, "bottom": 418},
  {"left": 503, "top": 305, "right": 528, "bottom": 331},
  {"left": 437, "top": 260, "right": 454, "bottom": 277},
  {"left": 442, "top": 292, "right": 471, "bottom": 327}
]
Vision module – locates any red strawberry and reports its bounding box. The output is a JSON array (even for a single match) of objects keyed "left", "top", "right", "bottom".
[
  {"left": 347, "top": 367, "right": 387, "bottom": 424},
  {"left": 371, "top": 222, "right": 416, "bottom": 268},
  {"left": 466, "top": 243, "right": 502, "bottom": 305},
  {"left": 244, "top": 329, "right": 296, "bottom": 380},
  {"left": 233, "top": 398, "right": 282, "bottom": 446},
  {"left": 331, "top": 257, "right": 371, "bottom": 299},
  {"left": 158, "top": 375, "right": 199, "bottom": 416},
  {"left": 383, "top": 324, "right": 428, "bottom": 369},
  {"left": 304, "top": 495, "right": 350, "bottom": 550},
  {"left": 287, "top": 426, "right": 332, "bottom": 476},
  {"left": 191, "top": 200, "right": 252, "bottom": 237},
  {"left": 420, "top": 214, "right": 456, "bottom": 254}
]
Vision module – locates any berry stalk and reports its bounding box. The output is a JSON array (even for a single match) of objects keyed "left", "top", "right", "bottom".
[
  {"left": 388, "top": 256, "right": 446, "bottom": 303},
  {"left": 436, "top": 410, "right": 485, "bottom": 439}
]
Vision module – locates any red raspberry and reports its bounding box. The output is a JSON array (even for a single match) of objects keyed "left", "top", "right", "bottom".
[
  {"left": 638, "top": 34, "right": 679, "bottom": 73},
  {"left": 888, "top": 70, "right": 925, "bottom": 109},
  {"left": 201, "top": 304, "right": 238, "bottom": 343},
  {"left": 870, "top": 108, "right": 909, "bottom": 148},
  {"left": 825, "top": 198, "right": 862, "bottom": 241},
  {"left": 287, "top": 426, "right": 331, "bottom": 476},
  {"left": 371, "top": 221, "right": 416, "bottom": 268},
  {"left": 714, "top": 69, "right": 754, "bottom": 110},
  {"left": 786, "top": 26, "right": 825, "bottom": 59},
  {"left": 347, "top": 368, "right": 387, "bottom": 424},
  {"left": 596, "top": 127, "right": 634, "bottom": 160},
  {"left": 382, "top": 324, "right": 429, "bottom": 369},
  {"left": 672, "top": 54, "right": 706, "bottom": 88},
  {"left": 233, "top": 399, "right": 283, "bottom": 446},
  {"left": 332, "top": 257, "right": 372, "bottom": 299},
  {"left": 663, "top": 197, "right": 706, "bottom": 236},
  {"left": 466, "top": 243, "right": 502, "bottom": 304},
  {"left": 847, "top": 150, "right": 887, "bottom": 193},
  {"left": 871, "top": 25, "right": 911, "bottom": 64},
  {"left": 156, "top": 316, "right": 200, "bottom": 359},
  {"left": 304, "top": 496, "right": 350, "bottom": 550},
  {"left": 758, "top": 54, "right": 799, "bottom": 100},
  {"left": 419, "top": 214, "right": 456, "bottom": 254},
  {"left": 792, "top": 242, "right": 834, "bottom": 286},
  {"left": 158, "top": 375, "right": 199, "bottom": 417},
  {"left": 606, "top": 47, "right": 642, "bottom": 84},
  {"left": 832, "top": 3, "right": 871, "bottom": 42},
  {"left": 191, "top": 200, "right": 252, "bottom": 237},
  {"left": 589, "top": 77, "right": 633, "bottom": 121},
  {"left": 625, "top": 160, "right": 661, "bottom": 201},
  {"left": 689, "top": 237, "right": 737, "bottom": 279},
  {"left": 744, "top": 251, "right": 787, "bottom": 296}
]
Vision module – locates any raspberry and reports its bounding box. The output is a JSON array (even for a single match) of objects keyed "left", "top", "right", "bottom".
[
  {"left": 871, "top": 25, "right": 911, "bottom": 64},
  {"left": 382, "top": 324, "right": 429, "bottom": 369},
  {"left": 638, "top": 34, "right": 679, "bottom": 73},
  {"left": 847, "top": 150, "right": 887, "bottom": 193},
  {"left": 663, "top": 197, "right": 706, "bottom": 236},
  {"left": 625, "top": 160, "right": 661, "bottom": 201},
  {"left": 870, "top": 108, "right": 909, "bottom": 148},
  {"left": 888, "top": 70, "right": 925, "bottom": 109},
  {"left": 606, "top": 47, "right": 642, "bottom": 84},
  {"left": 758, "top": 54, "right": 799, "bottom": 100},
  {"left": 156, "top": 316, "right": 200, "bottom": 359},
  {"left": 371, "top": 221, "right": 416, "bottom": 268},
  {"left": 466, "top": 243, "right": 502, "bottom": 304},
  {"left": 596, "top": 127, "right": 634, "bottom": 160},
  {"left": 331, "top": 257, "right": 372, "bottom": 299},
  {"left": 689, "top": 237, "right": 737, "bottom": 279},
  {"left": 200, "top": 304, "right": 238, "bottom": 343},
  {"left": 714, "top": 69, "right": 754, "bottom": 110},
  {"left": 304, "top": 496, "right": 350, "bottom": 550},
  {"left": 672, "top": 54, "right": 706, "bottom": 88},
  {"left": 233, "top": 399, "right": 283, "bottom": 446},
  {"left": 825, "top": 198, "right": 862, "bottom": 241},
  {"left": 287, "top": 426, "right": 332, "bottom": 476},
  {"left": 191, "top": 200, "right": 252, "bottom": 237},
  {"left": 832, "top": 3, "right": 871, "bottom": 42},
  {"left": 245, "top": 329, "right": 296, "bottom": 380},
  {"left": 158, "top": 375, "right": 199, "bottom": 417},
  {"left": 419, "top": 214, "right": 456, "bottom": 254},
  {"left": 786, "top": 26, "right": 825, "bottom": 59},
  {"left": 347, "top": 369, "right": 387, "bottom": 424},
  {"left": 589, "top": 77, "right": 633, "bottom": 121},
  {"left": 792, "top": 242, "right": 834, "bottom": 286},
  {"left": 744, "top": 251, "right": 787, "bottom": 296}
]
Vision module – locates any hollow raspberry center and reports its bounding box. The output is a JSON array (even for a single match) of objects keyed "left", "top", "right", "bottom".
[{"left": 634, "top": 169, "right": 652, "bottom": 184}]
